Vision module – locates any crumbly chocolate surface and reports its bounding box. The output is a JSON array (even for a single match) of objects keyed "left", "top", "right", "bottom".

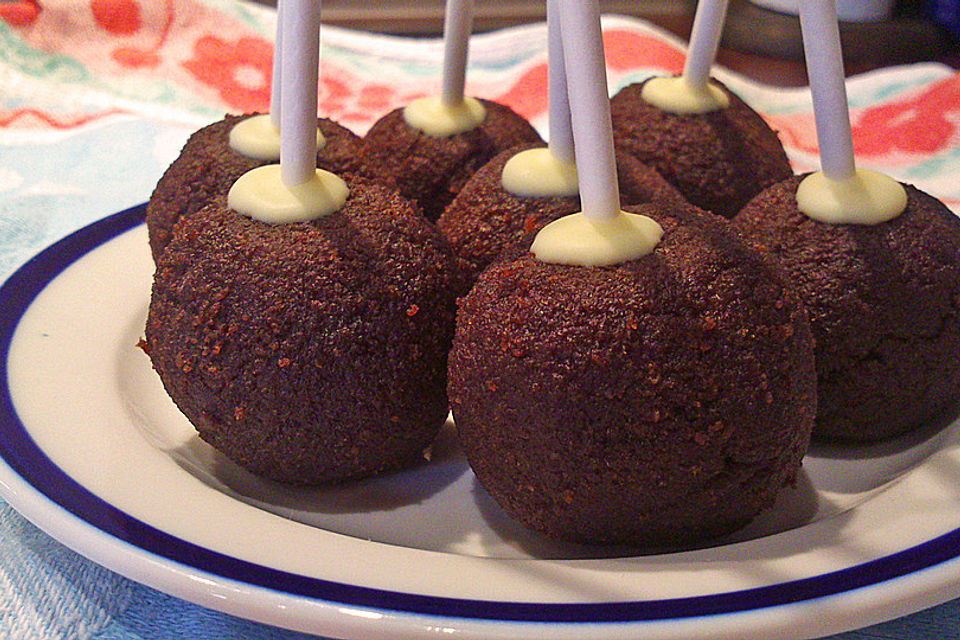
[
  {"left": 448, "top": 203, "right": 816, "bottom": 545},
  {"left": 146, "top": 113, "right": 361, "bottom": 260},
  {"left": 357, "top": 99, "right": 542, "bottom": 221},
  {"left": 610, "top": 79, "right": 792, "bottom": 219},
  {"left": 145, "top": 179, "right": 469, "bottom": 485},
  {"left": 437, "top": 143, "right": 690, "bottom": 280},
  {"left": 734, "top": 175, "right": 960, "bottom": 442}
]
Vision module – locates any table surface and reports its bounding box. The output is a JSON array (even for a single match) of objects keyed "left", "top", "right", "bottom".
[{"left": 1, "top": 1, "right": 960, "bottom": 638}]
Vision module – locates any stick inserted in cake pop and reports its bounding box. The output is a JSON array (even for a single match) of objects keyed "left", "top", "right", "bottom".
[
  {"left": 795, "top": 0, "right": 906, "bottom": 224},
  {"left": 403, "top": 0, "right": 487, "bottom": 136},
  {"left": 642, "top": 0, "right": 730, "bottom": 114},
  {"left": 546, "top": 0, "right": 574, "bottom": 167},
  {"left": 228, "top": 0, "right": 325, "bottom": 161},
  {"left": 440, "top": 0, "right": 471, "bottom": 106},
  {"left": 531, "top": 0, "right": 662, "bottom": 266},
  {"left": 271, "top": 1, "right": 282, "bottom": 130},
  {"left": 500, "top": 0, "right": 578, "bottom": 197},
  {"left": 228, "top": 0, "right": 348, "bottom": 222},
  {"left": 279, "top": 0, "right": 320, "bottom": 187}
]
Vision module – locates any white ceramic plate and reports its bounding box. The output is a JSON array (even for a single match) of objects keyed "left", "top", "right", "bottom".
[{"left": 3, "top": 205, "right": 960, "bottom": 640}]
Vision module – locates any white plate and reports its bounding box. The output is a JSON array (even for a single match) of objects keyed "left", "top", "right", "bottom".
[{"left": 2, "top": 205, "right": 960, "bottom": 640}]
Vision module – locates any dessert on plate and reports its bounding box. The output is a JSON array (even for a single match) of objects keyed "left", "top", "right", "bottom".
[{"left": 734, "top": 175, "right": 960, "bottom": 442}]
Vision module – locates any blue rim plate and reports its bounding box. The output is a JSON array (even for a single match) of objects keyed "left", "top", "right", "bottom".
[{"left": 3, "top": 205, "right": 960, "bottom": 639}]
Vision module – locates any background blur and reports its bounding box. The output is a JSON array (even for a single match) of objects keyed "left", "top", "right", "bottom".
[{"left": 264, "top": 0, "right": 960, "bottom": 85}]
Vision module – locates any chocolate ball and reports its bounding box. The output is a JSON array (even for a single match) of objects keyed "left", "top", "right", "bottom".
[
  {"left": 437, "top": 143, "right": 689, "bottom": 280},
  {"left": 610, "top": 78, "right": 792, "bottom": 219},
  {"left": 144, "top": 178, "right": 469, "bottom": 484},
  {"left": 146, "top": 113, "right": 361, "bottom": 260},
  {"left": 734, "top": 175, "right": 960, "bottom": 441},
  {"left": 449, "top": 202, "right": 816, "bottom": 545},
  {"left": 358, "top": 99, "right": 542, "bottom": 221}
]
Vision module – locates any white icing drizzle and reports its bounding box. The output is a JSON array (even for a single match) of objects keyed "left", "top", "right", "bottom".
[
  {"left": 501, "top": 147, "right": 579, "bottom": 198},
  {"left": 531, "top": 211, "right": 663, "bottom": 267},
  {"left": 228, "top": 114, "right": 326, "bottom": 161},
  {"left": 402, "top": 95, "right": 486, "bottom": 137},
  {"left": 641, "top": 76, "right": 730, "bottom": 115},
  {"left": 796, "top": 169, "right": 907, "bottom": 225},
  {"left": 227, "top": 165, "right": 348, "bottom": 223}
]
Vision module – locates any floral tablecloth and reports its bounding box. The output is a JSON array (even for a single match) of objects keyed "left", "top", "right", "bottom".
[{"left": 1, "top": 1, "right": 960, "bottom": 638}]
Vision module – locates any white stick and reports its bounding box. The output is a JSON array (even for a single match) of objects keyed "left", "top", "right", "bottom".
[
  {"left": 547, "top": 0, "right": 574, "bottom": 164},
  {"left": 280, "top": 0, "right": 320, "bottom": 187},
  {"left": 559, "top": 0, "right": 620, "bottom": 219},
  {"left": 270, "top": 0, "right": 283, "bottom": 129},
  {"left": 441, "top": 0, "right": 474, "bottom": 106},
  {"left": 682, "top": 0, "right": 730, "bottom": 88},
  {"left": 799, "top": 0, "right": 856, "bottom": 180}
]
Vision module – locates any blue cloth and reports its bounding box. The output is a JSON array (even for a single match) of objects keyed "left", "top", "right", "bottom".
[{"left": 0, "top": 501, "right": 319, "bottom": 639}]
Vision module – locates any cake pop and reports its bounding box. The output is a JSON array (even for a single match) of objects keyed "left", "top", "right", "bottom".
[
  {"left": 146, "top": 179, "right": 468, "bottom": 484},
  {"left": 437, "top": 142, "right": 686, "bottom": 280},
  {"left": 437, "top": 0, "right": 687, "bottom": 280},
  {"left": 609, "top": 0, "right": 791, "bottom": 218},
  {"left": 146, "top": 0, "right": 360, "bottom": 261},
  {"left": 733, "top": 0, "right": 960, "bottom": 442},
  {"left": 356, "top": 0, "right": 541, "bottom": 220},
  {"left": 144, "top": 0, "right": 469, "bottom": 484},
  {"left": 735, "top": 178, "right": 960, "bottom": 442},
  {"left": 146, "top": 114, "right": 360, "bottom": 260},
  {"left": 448, "top": 0, "right": 815, "bottom": 545}
]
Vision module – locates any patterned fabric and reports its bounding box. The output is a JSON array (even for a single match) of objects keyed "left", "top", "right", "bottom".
[{"left": 1, "top": 1, "right": 959, "bottom": 638}]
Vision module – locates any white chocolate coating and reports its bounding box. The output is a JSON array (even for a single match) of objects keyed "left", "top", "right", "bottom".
[
  {"left": 227, "top": 165, "right": 348, "bottom": 223},
  {"left": 501, "top": 147, "right": 579, "bottom": 198},
  {"left": 531, "top": 211, "right": 663, "bottom": 267},
  {"left": 228, "top": 114, "right": 326, "bottom": 161},
  {"left": 402, "top": 95, "right": 486, "bottom": 137},
  {"left": 797, "top": 169, "right": 907, "bottom": 225},
  {"left": 641, "top": 76, "right": 730, "bottom": 115}
]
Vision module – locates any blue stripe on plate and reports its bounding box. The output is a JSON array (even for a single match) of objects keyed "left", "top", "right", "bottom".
[{"left": 2, "top": 204, "right": 960, "bottom": 624}]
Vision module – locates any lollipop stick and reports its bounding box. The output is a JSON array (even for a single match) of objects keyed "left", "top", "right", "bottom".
[
  {"left": 798, "top": 0, "right": 856, "bottom": 180},
  {"left": 547, "top": 0, "right": 574, "bottom": 164},
  {"left": 683, "top": 0, "right": 730, "bottom": 89},
  {"left": 500, "top": 1, "right": 576, "bottom": 200},
  {"left": 270, "top": 0, "right": 283, "bottom": 129},
  {"left": 280, "top": 0, "right": 320, "bottom": 187},
  {"left": 558, "top": 0, "right": 620, "bottom": 219},
  {"left": 441, "top": 0, "right": 474, "bottom": 106}
]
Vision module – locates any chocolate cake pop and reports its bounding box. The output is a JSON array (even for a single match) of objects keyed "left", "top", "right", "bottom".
[
  {"left": 145, "top": 178, "right": 468, "bottom": 484},
  {"left": 609, "top": 0, "right": 790, "bottom": 219},
  {"left": 356, "top": 0, "right": 541, "bottom": 221},
  {"left": 449, "top": 0, "right": 815, "bottom": 546},
  {"left": 437, "top": 143, "right": 687, "bottom": 279},
  {"left": 146, "top": 114, "right": 361, "bottom": 261},
  {"left": 358, "top": 99, "right": 542, "bottom": 221},
  {"left": 144, "top": 0, "right": 469, "bottom": 485},
  {"left": 610, "top": 78, "right": 791, "bottom": 219},
  {"left": 735, "top": 177, "right": 960, "bottom": 442},
  {"left": 450, "top": 201, "right": 816, "bottom": 545},
  {"left": 734, "top": 0, "right": 960, "bottom": 442},
  {"left": 436, "top": 5, "right": 687, "bottom": 280}
]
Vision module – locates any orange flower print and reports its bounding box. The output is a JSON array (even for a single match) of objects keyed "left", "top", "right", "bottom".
[
  {"left": 603, "top": 29, "right": 685, "bottom": 73},
  {"left": 91, "top": 0, "right": 141, "bottom": 35},
  {"left": 0, "top": 0, "right": 41, "bottom": 27},
  {"left": 182, "top": 35, "right": 273, "bottom": 113},
  {"left": 851, "top": 75, "right": 960, "bottom": 156},
  {"left": 318, "top": 64, "right": 424, "bottom": 128},
  {"left": 767, "top": 75, "right": 960, "bottom": 162},
  {"left": 497, "top": 63, "right": 548, "bottom": 121}
]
